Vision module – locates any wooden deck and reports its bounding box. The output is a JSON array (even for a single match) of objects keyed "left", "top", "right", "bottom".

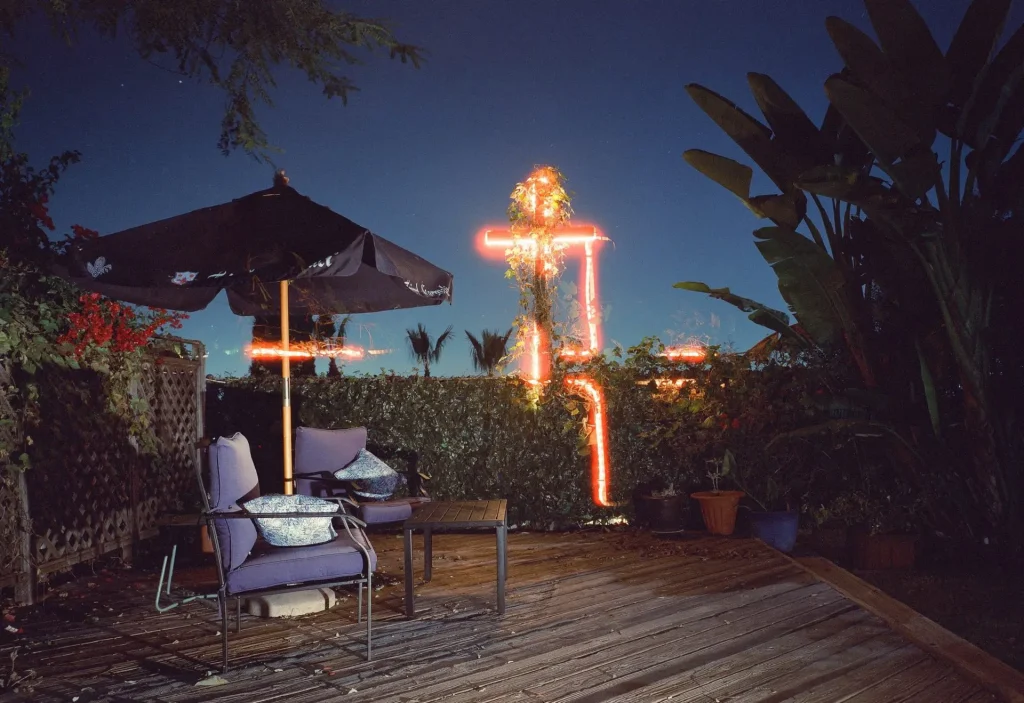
[{"left": 0, "top": 531, "right": 1009, "bottom": 702}]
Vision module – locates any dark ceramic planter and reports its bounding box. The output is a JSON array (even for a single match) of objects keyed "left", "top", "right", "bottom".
[{"left": 639, "top": 494, "right": 686, "bottom": 531}]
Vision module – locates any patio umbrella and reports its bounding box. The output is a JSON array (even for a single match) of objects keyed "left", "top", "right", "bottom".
[{"left": 55, "top": 174, "right": 453, "bottom": 492}]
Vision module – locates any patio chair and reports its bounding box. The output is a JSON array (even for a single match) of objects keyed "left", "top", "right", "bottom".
[
  {"left": 293, "top": 426, "right": 430, "bottom": 525},
  {"left": 157, "top": 432, "right": 376, "bottom": 673}
]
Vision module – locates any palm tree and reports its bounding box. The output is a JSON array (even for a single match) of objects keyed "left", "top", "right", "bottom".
[
  {"left": 466, "top": 328, "right": 513, "bottom": 376},
  {"left": 406, "top": 323, "right": 453, "bottom": 378}
]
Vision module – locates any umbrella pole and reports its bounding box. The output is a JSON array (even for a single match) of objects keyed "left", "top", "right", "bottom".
[{"left": 281, "top": 280, "right": 294, "bottom": 495}]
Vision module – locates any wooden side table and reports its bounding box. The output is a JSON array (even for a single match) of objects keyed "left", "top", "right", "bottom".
[{"left": 402, "top": 500, "right": 508, "bottom": 617}]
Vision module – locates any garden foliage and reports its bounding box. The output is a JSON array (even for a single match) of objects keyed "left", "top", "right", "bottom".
[{"left": 212, "top": 339, "right": 919, "bottom": 532}]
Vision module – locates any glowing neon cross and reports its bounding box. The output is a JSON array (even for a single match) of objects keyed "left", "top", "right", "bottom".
[{"left": 477, "top": 170, "right": 613, "bottom": 507}]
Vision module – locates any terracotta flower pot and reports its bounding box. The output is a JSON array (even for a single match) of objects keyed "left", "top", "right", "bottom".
[{"left": 691, "top": 490, "right": 745, "bottom": 536}]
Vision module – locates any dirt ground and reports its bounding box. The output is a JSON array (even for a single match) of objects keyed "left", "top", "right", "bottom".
[{"left": 805, "top": 527, "right": 1024, "bottom": 673}]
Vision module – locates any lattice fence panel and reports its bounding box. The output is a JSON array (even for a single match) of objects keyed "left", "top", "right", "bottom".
[
  {"left": 0, "top": 360, "right": 26, "bottom": 589},
  {"left": 26, "top": 369, "right": 138, "bottom": 575},
  {"left": 23, "top": 348, "right": 202, "bottom": 580},
  {"left": 136, "top": 358, "right": 202, "bottom": 537}
]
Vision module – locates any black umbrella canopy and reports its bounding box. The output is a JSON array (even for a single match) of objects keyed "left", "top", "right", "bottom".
[{"left": 56, "top": 181, "right": 454, "bottom": 315}]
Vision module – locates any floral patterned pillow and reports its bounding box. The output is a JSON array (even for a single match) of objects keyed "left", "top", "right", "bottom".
[
  {"left": 333, "top": 449, "right": 402, "bottom": 499},
  {"left": 242, "top": 494, "right": 339, "bottom": 547}
]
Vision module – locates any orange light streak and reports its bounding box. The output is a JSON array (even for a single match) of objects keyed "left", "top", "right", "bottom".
[
  {"left": 566, "top": 378, "right": 610, "bottom": 506},
  {"left": 247, "top": 343, "right": 366, "bottom": 360},
  {"left": 661, "top": 346, "right": 707, "bottom": 361}
]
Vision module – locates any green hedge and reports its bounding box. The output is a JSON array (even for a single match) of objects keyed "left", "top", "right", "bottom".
[{"left": 207, "top": 343, "right": 923, "bottom": 532}]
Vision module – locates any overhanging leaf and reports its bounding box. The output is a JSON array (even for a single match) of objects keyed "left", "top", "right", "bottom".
[
  {"left": 747, "top": 192, "right": 807, "bottom": 229},
  {"left": 747, "top": 73, "right": 831, "bottom": 170},
  {"left": 916, "top": 338, "right": 942, "bottom": 438},
  {"left": 686, "top": 84, "right": 795, "bottom": 192},
  {"left": 673, "top": 281, "right": 797, "bottom": 340},
  {"left": 824, "top": 16, "right": 930, "bottom": 138},
  {"left": 945, "top": 0, "right": 1012, "bottom": 110},
  {"left": 682, "top": 150, "right": 752, "bottom": 201},
  {"left": 825, "top": 75, "right": 938, "bottom": 199},
  {"left": 752, "top": 226, "right": 850, "bottom": 347},
  {"left": 766, "top": 420, "right": 923, "bottom": 464},
  {"left": 864, "top": 0, "right": 948, "bottom": 111},
  {"left": 961, "top": 22, "right": 1024, "bottom": 148},
  {"left": 684, "top": 150, "right": 806, "bottom": 228}
]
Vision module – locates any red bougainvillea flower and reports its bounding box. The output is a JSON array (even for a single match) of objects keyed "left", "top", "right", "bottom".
[
  {"left": 71, "top": 224, "right": 99, "bottom": 241},
  {"left": 57, "top": 294, "right": 189, "bottom": 358}
]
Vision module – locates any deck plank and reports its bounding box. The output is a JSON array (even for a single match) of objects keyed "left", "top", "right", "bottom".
[{"left": 0, "top": 531, "right": 1012, "bottom": 703}]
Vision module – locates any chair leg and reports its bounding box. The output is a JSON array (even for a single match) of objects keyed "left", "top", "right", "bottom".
[
  {"left": 357, "top": 582, "right": 363, "bottom": 623},
  {"left": 220, "top": 593, "right": 229, "bottom": 673},
  {"left": 236, "top": 597, "right": 242, "bottom": 633},
  {"left": 366, "top": 573, "right": 373, "bottom": 661}
]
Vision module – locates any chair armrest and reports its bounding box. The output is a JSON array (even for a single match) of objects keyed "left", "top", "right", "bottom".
[{"left": 207, "top": 509, "right": 368, "bottom": 528}]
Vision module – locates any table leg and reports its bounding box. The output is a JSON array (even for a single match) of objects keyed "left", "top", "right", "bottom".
[
  {"left": 424, "top": 526, "right": 433, "bottom": 582},
  {"left": 496, "top": 524, "right": 507, "bottom": 615},
  {"left": 404, "top": 527, "right": 415, "bottom": 617}
]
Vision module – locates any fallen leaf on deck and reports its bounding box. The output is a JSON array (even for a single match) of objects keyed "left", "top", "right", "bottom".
[{"left": 195, "top": 675, "right": 228, "bottom": 687}]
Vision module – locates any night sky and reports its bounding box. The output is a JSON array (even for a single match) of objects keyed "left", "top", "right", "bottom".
[{"left": 10, "top": 0, "right": 996, "bottom": 377}]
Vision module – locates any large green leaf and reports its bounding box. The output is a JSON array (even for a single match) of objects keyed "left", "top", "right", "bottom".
[
  {"left": 961, "top": 22, "right": 1024, "bottom": 148},
  {"left": 685, "top": 84, "right": 796, "bottom": 192},
  {"left": 684, "top": 150, "right": 806, "bottom": 228},
  {"left": 945, "top": 0, "right": 1012, "bottom": 110},
  {"left": 820, "top": 99, "right": 873, "bottom": 172},
  {"left": 672, "top": 281, "right": 802, "bottom": 342},
  {"left": 753, "top": 226, "right": 850, "bottom": 347},
  {"left": 825, "top": 75, "right": 939, "bottom": 199},
  {"left": 747, "top": 73, "right": 830, "bottom": 171},
  {"left": 682, "top": 150, "right": 752, "bottom": 201},
  {"left": 747, "top": 192, "right": 807, "bottom": 230},
  {"left": 916, "top": 338, "right": 942, "bottom": 439},
  {"left": 864, "top": 0, "right": 948, "bottom": 111},
  {"left": 824, "top": 16, "right": 931, "bottom": 141}
]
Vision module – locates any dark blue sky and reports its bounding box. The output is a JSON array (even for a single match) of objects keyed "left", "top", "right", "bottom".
[{"left": 11, "top": 0, "right": 987, "bottom": 376}]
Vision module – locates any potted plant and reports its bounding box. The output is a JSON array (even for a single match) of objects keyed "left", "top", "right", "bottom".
[
  {"left": 844, "top": 494, "right": 919, "bottom": 570},
  {"left": 738, "top": 473, "right": 800, "bottom": 554},
  {"left": 691, "top": 450, "right": 745, "bottom": 535},
  {"left": 638, "top": 483, "right": 687, "bottom": 532}
]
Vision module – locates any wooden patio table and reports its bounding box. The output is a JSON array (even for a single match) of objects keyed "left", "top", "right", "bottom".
[{"left": 403, "top": 499, "right": 508, "bottom": 617}]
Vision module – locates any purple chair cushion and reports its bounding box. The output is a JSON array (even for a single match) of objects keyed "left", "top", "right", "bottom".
[
  {"left": 208, "top": 434, "right": 260, "bottom": 571},
  {"left": 295, "top": 426, "right": 367, "bottom": 475},
  {"left": 209, "top": 433, "right": 260, "bottom": 509},
  {"left": 225, "top": 532, "right": 376, "bottom": 594},
  {"left": 213, "top": 506, "right": 258, "bottom": 572},
  {"left": 360, "top": 500, "right": 416, "bottom": 525}
]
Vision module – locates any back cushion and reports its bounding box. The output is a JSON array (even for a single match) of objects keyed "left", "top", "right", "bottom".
[
  {"left": 208, "top": 434, "right": 259, "bottom": 572},
  {"left": 213, "top": 509, "right": 258, "bottom": 572},
  {"left": 209, "top": 433, "right": 260, "bottom": 509},
  {"left": 295, "top": 426, "right": 367, "bottom": 474}
]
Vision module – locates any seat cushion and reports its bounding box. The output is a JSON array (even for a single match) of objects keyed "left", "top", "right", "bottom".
[
  {"left": 243, "top": 494, "right": 338, "bottom": 547},
  {"left": 226, "top": 532, "right": 376, "bottom": 594},
  {"left": 360, "top": 500, "right": 416, "bottom": 524},
  {"left": 295, "top": 426, "right": 367, "bottom": 474}
]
